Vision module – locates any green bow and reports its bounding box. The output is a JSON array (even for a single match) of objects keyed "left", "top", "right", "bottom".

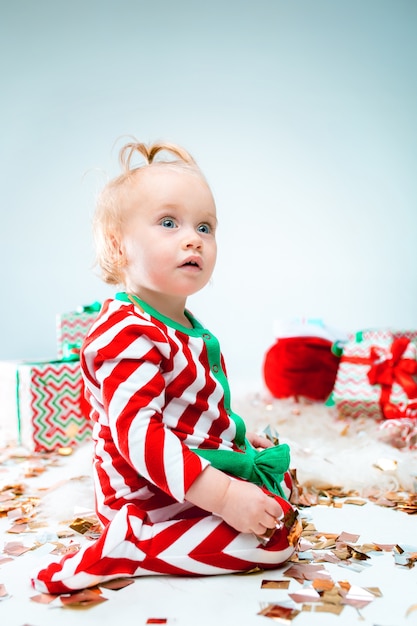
[{"left": 193, "top": 440, "right": 290, "bottom": 500}]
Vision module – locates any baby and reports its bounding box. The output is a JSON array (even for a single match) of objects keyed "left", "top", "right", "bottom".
[{"left": 32, "top": 140, "right": 299, "bottom": 594}]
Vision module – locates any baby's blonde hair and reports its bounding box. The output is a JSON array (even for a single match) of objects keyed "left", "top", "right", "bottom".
[{"left": 93, "top": 140, "right": 203, "bottom": 285}]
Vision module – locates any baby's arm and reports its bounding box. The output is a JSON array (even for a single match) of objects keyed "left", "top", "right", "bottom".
[{"left": 185, "top": 465, "right": 283, "bottom": 536}]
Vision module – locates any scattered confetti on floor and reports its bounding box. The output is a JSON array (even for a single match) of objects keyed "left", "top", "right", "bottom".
[{"left": 1, "top": 400, "right": 417, "bottom": 623}]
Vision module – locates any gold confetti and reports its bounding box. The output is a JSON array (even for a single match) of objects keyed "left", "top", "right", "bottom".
[
  {"left": 60, "top": 588, "right": 107, "bottom": 609},
  {"left": 50, "top": 541, "right": 81, "bottom": 555},
  {"left": 7, "top": 521, "right": 30, "bottom": 534},
  {"left": 364, "top": 587, "right": 382, "bottom": 598},
  {"left": 312, "top": 602, "right": 344, "bottom": 615},
  {"left": 312, "top": 578, "right": 335, "bottom": 592},
  {"left": 258, "top": 603, "right": 300, "bottom": 620},
  {"left": 69, "top": 517, "right": 100, "bottom": 535},
  {"left": 30, "top": 592, "right": 58, "bottom": 604},
  {"left": 261, "top": 579, "right": 290, "bottom": 589},
  {"left": 234, "top": 566, "right": 264, "bottom": 575},
  {"left": 24, "top": 465, "right": 47, "bottom": 478},
  {"left": 289, "top": 588, "right": 321, "bottom": 603},
  {"left": 58, "top": 446, "right": 73, "bottom": 456},
  {"left": 337, "top": 531, "right": 360, "bottom": 543},
  {"left": 3, "top": 541, "right": 32, "bottom": 556},
  {"left": 0, "top": 555, "right": 13, "bottom": 566},
  {"left": 339, "top": 423, "right": 350, "bottom": 436},
  {"left": 99, "top": 578, "right": 135, "bottom": 590}
]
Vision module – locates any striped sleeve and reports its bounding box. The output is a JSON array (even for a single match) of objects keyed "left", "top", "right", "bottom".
[{"left": 82, "top": 306, "right": 209, "bottom": 503}]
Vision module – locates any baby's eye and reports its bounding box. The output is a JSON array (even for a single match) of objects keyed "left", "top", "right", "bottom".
[
  {"left": 197, "top": 223, "right": 211, "bottom": 234},
  {"left": 161, "top": 218, "right": 177, "bottom": 229}
]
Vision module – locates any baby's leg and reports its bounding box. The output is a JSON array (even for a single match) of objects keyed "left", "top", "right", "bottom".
[{"left": 32, "top": 498, "right": 297, "bottom": 594}]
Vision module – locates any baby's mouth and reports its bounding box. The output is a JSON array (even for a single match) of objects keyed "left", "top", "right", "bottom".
[{"left": 180, "top": 258, "right": 201, "bottom": 269}]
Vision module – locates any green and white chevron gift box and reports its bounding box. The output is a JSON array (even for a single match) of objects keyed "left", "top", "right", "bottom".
[
  {"left": 56, "top": 302, "right": 101, "bottom": 359},
  {"left": 0, "top": 359, "right": 92, "bottom": 451}
]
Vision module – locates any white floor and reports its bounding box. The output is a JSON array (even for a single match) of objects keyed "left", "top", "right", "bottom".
[
  {"left": 2, "top": 500, "right": 417, "bottom": 626},
  {"left": 1, "top": 398, "right": 417, "bottom": 626}
]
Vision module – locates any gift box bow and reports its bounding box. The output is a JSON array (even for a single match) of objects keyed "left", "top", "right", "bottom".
[{"left": 366, "top": 336, "right": 417, "bottom": 400}]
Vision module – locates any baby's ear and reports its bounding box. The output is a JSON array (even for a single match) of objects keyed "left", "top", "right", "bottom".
[{"left": 109, "top": 235, "right": 127, "bottom": 268}]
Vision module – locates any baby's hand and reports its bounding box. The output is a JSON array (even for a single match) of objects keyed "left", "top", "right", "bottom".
[
  {"left": 216, "top": 480, "right": 283, "bottom": 536},
  {"left": 246, "top": 431, "right": 274, "bottom": 449}
]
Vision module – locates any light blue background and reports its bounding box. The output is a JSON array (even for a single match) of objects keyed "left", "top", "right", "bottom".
[{"left": 1, "top": 0, "right": 416, "bottom": 387}]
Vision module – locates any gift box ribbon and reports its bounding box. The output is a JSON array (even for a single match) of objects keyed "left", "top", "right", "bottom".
[
  {"left": 342, "top": 336, "right": 417, "bottom": 418},
  {"left": 367, "top": 337, "right": 417, "bottom": 411},
  {"left": 383, "top": 400, "right": 417, "bottom": 419}
]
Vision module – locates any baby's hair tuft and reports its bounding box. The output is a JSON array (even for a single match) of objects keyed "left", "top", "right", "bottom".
[{"left": 119, "top": 141, "right": 196, "bottom": 173}]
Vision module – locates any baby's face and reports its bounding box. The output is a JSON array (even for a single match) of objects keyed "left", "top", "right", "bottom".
[{"left": 121, "top": 166, "right": 217, "bottom": 303}]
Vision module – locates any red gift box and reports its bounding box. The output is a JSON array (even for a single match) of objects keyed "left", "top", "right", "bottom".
[{"left": 333, "top": 330, "right": 417, "bottom": 420}]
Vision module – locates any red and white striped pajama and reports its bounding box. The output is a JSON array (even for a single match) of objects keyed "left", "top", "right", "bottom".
[{"left": 32, "top": 293, "right": 297, "bottom": 594}]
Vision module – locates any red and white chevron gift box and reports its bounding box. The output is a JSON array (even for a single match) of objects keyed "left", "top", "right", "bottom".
[
  {"left": 0, "top": 359, "right": 92, "bottom": 451},
  {"left": 333, "top": 329, "right": 417, "bottom": 420},
  {"left": 56, "top": 302, "right": 101, "bottom": 359}
]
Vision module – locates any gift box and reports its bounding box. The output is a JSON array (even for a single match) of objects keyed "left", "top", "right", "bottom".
[
  {"left": 332, "top": 329, "right": 417, "bottom": 420},
  {"left": 0, "top": 359, "right": 92, "bottom": 451},
  {"left": 56, "top": 302, "right": 101, "bottom": 359}
]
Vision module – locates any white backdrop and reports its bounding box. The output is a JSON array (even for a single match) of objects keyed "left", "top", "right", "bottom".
[{"left": 1, "top": 0, "right": 416, "bottom": 388}]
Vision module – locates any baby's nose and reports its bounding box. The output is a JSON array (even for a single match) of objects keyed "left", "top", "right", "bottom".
[{"left": 183, "top": 229, "right": 202, "bottom": 248}]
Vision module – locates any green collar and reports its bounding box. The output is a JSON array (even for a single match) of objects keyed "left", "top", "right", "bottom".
[{"left": 115, "top": 291, "right": 204, "bottom": 336}]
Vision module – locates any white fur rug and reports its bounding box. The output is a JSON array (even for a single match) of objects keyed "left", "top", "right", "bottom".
[{"left": 234, "top": 392, "right": 417, "bottom": 496}]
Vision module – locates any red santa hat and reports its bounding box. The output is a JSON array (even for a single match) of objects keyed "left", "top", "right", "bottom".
[{"left": 262, "top": 318, "right": 347, "bottom": 402}]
